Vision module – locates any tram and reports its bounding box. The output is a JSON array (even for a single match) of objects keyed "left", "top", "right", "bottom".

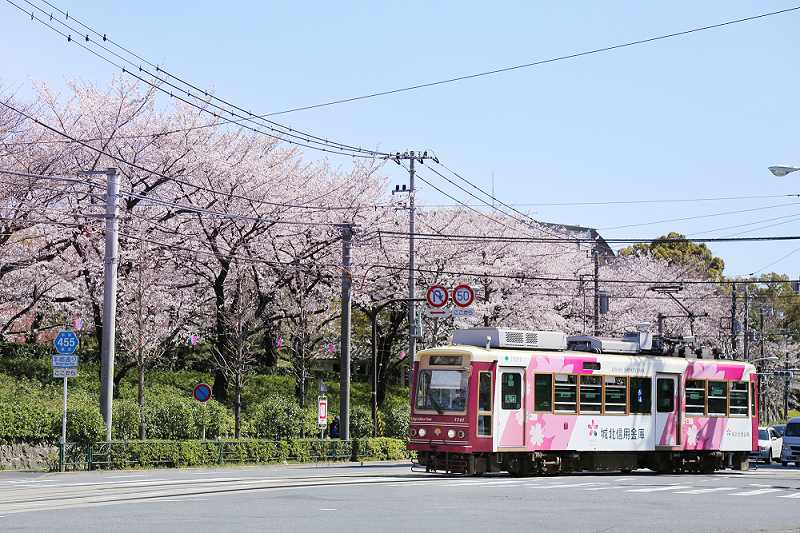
[{"left": 408, "top": 327, "right": 757, "bottom": 475}]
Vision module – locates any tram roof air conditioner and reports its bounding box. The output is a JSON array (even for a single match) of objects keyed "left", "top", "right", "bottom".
[
  {"left": 453, "top": 327, "right": 567, "bottom": 351},
  {"left": 566, "top": 332, "right": 652, "bottom": 355}
]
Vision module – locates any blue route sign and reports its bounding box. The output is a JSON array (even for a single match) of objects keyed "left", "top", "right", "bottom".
[{"left": 54, "top": 331, "right": 79, "bottom": 354}]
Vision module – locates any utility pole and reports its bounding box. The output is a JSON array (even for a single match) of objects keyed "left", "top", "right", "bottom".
[
  {"left": 593, "top": 250, "right": 600, "bottom": 336},
  {"left": 744, "top": 285, "right": 749, "bottom": 361},
  {"left": 388, "top": 150, "right": 438, "bottom": 388},
  {"left": 336, "top": 224, "right": 356, "bottom": 440},
  {"left": 81, "top": 168, "right": 120, "bottom": 441},
  {"left": 731, "top": 282, "right": 737, "bottom": 357}
]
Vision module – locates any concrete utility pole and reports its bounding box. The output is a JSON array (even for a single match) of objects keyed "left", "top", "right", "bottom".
[
  {"left": 388, "top": 151, "right": 438, "bottom": 387},
  {"left": 337, "top": 224, "right": 356, "bottom": 440},
  {"left": 94, "top": 168, "right": 120, "bottom": 441},
  {"left": 593, "top": 250, "right": 600, "bottom": 336},
  {"left": 731, "top": 282, "right": 737, "bottom": 357}
]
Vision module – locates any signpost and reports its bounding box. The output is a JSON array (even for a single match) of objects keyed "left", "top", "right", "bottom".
[
  {"left": 54, "top": 331, "right": 79, "bottom": 355},
  {"left": 318, "top": 397, "right": 328, "bottom": 434},
  {"left": 453, "top": 285, "right": 475, "bottom": 307},
  {"left": 426, "top": 285, "right": 448, "bottom": 308},
  {"left": 192, "top": 383, "right": 212, "bottom": 402},
  {"left": 52, "top": 331, "right": 79, "bottom": 448},
  {"left": 193, "top": 383, "right": 212, "bottom": 441}
]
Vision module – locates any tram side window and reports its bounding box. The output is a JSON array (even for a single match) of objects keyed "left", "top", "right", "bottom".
[
  {"left": 629, "top": 377, "right": 652, "bottom": 414},
  {"left": 729, "top": 381, "right": 748, "bottom": 417},
  {"left": 708, "top": 380, "right": 728, "bottom": 415},
  {"left": 534, "top": 374, "right": 553, "bottom": 412},
  {"left": 604, "top": 376, "right": 627, "bottom": 414},
  {"left": 554, "top": 374, "right": 578, "bottom": 413},
  {"left": 685, "top": 379, "right": 706, "bottom": 416},
  {"left": 477, "top": 372, "right": 492, "bottom": 437},
  {"left": 579, "top": 375, "right": 602, "bottom": 414},
  {"left": 501, "top": 373, "right": 521, "bottom": 410},
  {"left": 750, "top": 382, "right": 757, "bottom": 417}
]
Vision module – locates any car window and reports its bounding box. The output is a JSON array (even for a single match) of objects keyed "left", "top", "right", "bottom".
[
  {"left": 759, "top": 429, "right": 769, "bottom": 440},
  {"left": 785, "top": 423, "right": 800, "bottom": 437}
]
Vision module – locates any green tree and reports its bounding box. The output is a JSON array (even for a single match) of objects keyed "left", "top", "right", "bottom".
[{"left": 619, "top": 232, "right": 724, "bottom": 279}]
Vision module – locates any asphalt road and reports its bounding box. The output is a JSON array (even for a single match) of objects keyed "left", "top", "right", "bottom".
[{"left": 0, "top": 461, "right": 798, "bottom": 532}]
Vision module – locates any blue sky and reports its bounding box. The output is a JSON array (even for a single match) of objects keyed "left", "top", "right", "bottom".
[{"left": 2, "top": 0, "right": 800, "bottom": 279}]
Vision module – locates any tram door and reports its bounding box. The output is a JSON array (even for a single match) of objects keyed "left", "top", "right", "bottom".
[
  {"left": 655, "top": 373, "right": 680, "bottom": 448},
  {"left": 497, "top": 369, "right": 526, "bottom": 448}
]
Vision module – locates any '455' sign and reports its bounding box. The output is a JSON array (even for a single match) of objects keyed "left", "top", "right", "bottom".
[{"left": 54, "top": 331, "right": 79, "bottom": 354}]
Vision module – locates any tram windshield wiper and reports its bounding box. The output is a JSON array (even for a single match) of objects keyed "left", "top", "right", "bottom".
[{"left": 427, "top": 386, "right": 444, "bottom": 415}]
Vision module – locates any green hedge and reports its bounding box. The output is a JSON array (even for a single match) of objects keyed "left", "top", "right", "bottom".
[{"left": 66, "top": 437, "right": 407, "bottom": 470}]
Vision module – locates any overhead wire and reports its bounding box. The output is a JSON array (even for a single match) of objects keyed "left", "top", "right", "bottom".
[
  {"left": 0, "top": 101, "right": 386, "bottom": 216},
  {"left": 6, "top": 0, "right": 390, "bottom": 159}
]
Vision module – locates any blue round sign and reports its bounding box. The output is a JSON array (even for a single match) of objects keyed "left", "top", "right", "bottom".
[
  {"left": 54, "top": 331, "right": 79, "bottom": 354},
  {"left": 193, "top": 383, "right": 212, "bottom": 403}
]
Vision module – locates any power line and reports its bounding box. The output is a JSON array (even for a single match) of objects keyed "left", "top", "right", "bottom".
[
  {"left": 6, "top": 0, "right": 390, "bottom": 159},
  {"left": 256, "top": 6, "right": 800, "bottom": 116},
  {"left": 0, "top": 101, "right": 388, "bottom": 217}
]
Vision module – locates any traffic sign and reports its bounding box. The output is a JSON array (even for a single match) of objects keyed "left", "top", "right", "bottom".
[
  {"left": 426, "top": 308, "right": 451, "bottom": 318},
  {"left": 53, "top": 368, "right": 78, "bottom": 378},
  {"left": 453, "top": 285, "right": 475, "bottom": 307},
  {"left": 426, "top": 285, "right": 449, "bottom": 308},
  {"left": 452, "top": 307, "right": 475, "bottom": 317},
  {"left": 54, "top": 331, "right": 79, "bottom": 354},
  {"left": 52, "top": 354, "right": 78, "bottom": 368},
  {"left": 193, "top": 383, "right": 212, "bottom": 402},
  {"left": 318, "top": 396, "right": 328, "bottom": 428}
]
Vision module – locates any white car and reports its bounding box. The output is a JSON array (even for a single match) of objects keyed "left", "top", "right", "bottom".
[{"left": 750, "top": 427, "right": 782, "bottom": 464}]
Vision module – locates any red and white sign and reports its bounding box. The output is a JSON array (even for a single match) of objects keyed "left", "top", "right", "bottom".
[
  {"left": 453, "top": 284, "right": 475, "bottom": 307},
  {"left": 318, "top": 397, "right": 328, "bottom": 427},
  {"left": 426, "top": 285, "right": 449, "bottom": 308}
]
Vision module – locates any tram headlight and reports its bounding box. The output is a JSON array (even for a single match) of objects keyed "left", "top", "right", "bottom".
[
  {"left": 447, "top": 429, "right": 456, "bottom": 439},
  {"left": 418, "top": 428, "right": 427, "bottom": 438}
]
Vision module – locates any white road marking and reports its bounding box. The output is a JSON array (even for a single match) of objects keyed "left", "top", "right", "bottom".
[
  {"left": 627, "top": 485, "right": 691, "bottom": 492},
  {"left": 673, "top": 487, "right": 736, "bottom": 494},
  {"left": 731, "top": 489, "right": 782, "bottom": 496}
]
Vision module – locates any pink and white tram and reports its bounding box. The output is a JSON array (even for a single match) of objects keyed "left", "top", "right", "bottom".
[{"left": 408, "top": 327, "right": 758, "bottom": 475}]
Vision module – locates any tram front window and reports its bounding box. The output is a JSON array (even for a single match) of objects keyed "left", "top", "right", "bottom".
[{"left": 416, "top": 369, "right": 469, "bottom": 413}]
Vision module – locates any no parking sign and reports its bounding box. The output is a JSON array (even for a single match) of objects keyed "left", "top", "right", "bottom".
[{"left": 193, "top": 383, "right": 212, "bottom": 403}]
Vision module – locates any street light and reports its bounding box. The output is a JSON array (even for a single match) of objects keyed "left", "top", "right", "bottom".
[
  {"left": 768, "top": 165, "right": 800, "bottom": 177},
  {"left": 744, "top": 356, "right": 779, "bottom": 364}
]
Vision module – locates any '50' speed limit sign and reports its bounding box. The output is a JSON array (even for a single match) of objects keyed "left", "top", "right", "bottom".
[{"left": 453, "top": 285, "right": 475, "bottom": 307}]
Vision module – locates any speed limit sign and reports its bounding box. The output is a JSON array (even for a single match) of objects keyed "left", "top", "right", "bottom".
[{"left": 453, "top": 285, "right": 475, "bottom": 307}]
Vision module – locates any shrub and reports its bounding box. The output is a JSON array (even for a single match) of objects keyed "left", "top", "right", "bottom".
[
  {"left": 112, "top": 399, "right": 142, "bottom": 440},
  {"left": 63, "top": 399, "right": 105, "bottom": 442},
  {"left": 349, "top": 404, "right": 372, "bottom": 438},
  {"left": 249, "top": 395, "right": 303, "bottom": 439},
  {"left": 381, "top": 402, "right": 410, "bottom": 440}
]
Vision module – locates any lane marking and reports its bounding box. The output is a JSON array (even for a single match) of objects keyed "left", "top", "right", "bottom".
[
  {"left": 627, "top": 485, "right": 691, "bottom": 492},
  {"left": 731, "top": 489, "right": 782, "bottom": 496},
  {"left": 673, "top": 487, "right": 736, "bottom": 494}
]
